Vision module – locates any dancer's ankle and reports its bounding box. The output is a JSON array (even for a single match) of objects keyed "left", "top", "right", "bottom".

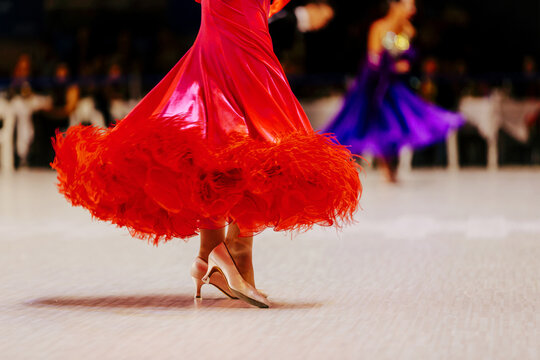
[{"left": 224, "top": 237, "right": 255, "bottom": 286}]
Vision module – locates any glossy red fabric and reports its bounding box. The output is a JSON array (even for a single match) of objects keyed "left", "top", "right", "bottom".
[
  {"left": 52, "top": 0, "right": 362, "bottom": 244},
  {"left": 269, "top": 0, "right": 291, "bottom": 17}
]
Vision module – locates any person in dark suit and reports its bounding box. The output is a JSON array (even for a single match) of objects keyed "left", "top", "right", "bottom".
[{"left": 269, "top": 0, "right": 336, "bottom": 73}]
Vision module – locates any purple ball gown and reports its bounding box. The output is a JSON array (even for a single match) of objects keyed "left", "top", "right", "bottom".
[{"left": 324, "top": 32, "right": 464, "bottom": 158}]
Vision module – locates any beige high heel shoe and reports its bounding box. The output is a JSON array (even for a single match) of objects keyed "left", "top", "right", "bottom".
[
  {"left": 191, "top": 257, "right": 238, "bottom": 299},
  {"left": 203, "top": 243, "right": 271, "bottom": 308}
]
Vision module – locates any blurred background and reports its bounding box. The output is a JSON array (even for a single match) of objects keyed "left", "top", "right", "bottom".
[
  {"left": 0, "top": 0, "right": 539, "bottom": 170},
  {"left": 1, "top": 3, "right": 540, "bottom": 358}
]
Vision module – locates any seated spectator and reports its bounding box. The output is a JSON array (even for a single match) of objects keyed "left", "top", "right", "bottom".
[
  {"left": 8, "top": 54, "right": 33, "bottom": 100},
  {"left": 31, "top": 63, "right": 79, "bottom": 167},
  {"left": 8, "top": 54, "right": 34, "bottom": 167},
  {"left": 103, "top": 63, "right": 130, "bottom": 125},
  {"left": 514, "top": 56, "right": 539, "bottom": 99}
]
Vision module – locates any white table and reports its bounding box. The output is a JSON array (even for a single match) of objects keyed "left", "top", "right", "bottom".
[{"left": 459, "top": 91, "right": 540, "bottom": 169}]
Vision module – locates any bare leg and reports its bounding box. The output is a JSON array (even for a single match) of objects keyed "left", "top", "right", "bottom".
[
  {"left": 198, "top": 228, "right": 225, "bottom": 262},
  {"left": 225, "top": 223, "right": 255, "bottom": 287},
  {"left": 378, "top": 156, "right": 398, "bottom": 183}
]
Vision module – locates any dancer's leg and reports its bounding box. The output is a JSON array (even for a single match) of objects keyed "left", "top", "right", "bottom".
[
  {"left": 225, "top": 223, "right": 255, "bottom": 287},
  {"left": 378, "top": 156, "right": 398, "bottom": 183},
  {"left": 198, "top": 228, "right": 225, "bottom": 262}
]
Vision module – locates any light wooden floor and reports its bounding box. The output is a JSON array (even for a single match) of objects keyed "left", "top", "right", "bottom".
[{"left": 1, "top": 168, "right": 540, "bottom": 359}]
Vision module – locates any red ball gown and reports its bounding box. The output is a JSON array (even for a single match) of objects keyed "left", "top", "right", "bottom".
[{"left": 52, "top": 0, "right": 362, "bottom": 244}]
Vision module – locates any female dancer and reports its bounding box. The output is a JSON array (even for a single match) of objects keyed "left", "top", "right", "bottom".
[
  {"left": 52, "top": 0, "right": 361, "bottom": 308},
  {"left": 324, "top": 0, "right": 464, "bottom": 182}
]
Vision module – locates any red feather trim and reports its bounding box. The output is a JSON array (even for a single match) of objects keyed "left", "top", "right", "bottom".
[{"left": 52, "top": 116, "right": 362, "bottom": 245}]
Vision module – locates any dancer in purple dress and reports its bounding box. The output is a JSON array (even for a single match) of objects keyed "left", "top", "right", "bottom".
[{"left": 324, "top": 0, "right": 464, "bottom": 182}]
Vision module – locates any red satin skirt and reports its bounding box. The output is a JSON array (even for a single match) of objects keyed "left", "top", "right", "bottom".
[{"left": 52, "top": 0, "right": 361, "bottom": 244}]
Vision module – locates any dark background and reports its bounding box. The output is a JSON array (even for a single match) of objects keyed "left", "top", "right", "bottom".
[
  {"left": 0, "top": 0, "right": 538, "bottom": 79},
  {"left": 1, "top": 0, "right": 539, "bottom": 168}
]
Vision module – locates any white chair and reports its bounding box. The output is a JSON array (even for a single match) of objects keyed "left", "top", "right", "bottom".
[
  {"left": 9, "top": 94, "right": 53, "bottom": 166},
  {"left": 0, "top": 98, "right": 16, "bottom": 174},
  {"left": 459, "top": 92, "right": 503, "bottom": 170},
  {"left": 398, "top": 146, "right": 413, "bottom": 173},
  {"left": 397, "top": 132, "right": 459, "bottom": 173},
  {"left": 300, "top": 94, "right": 343, "bottom": 130},
  {"left": 459, "top": 90, "right": 540, "bottom": 170},
  {"left": 69, "top": 97, "right": 106, "bottom": 128},
  {"left": 446, "top": 130, "right": 460, "bottom": 172},
  {"left": 109, "top": 98, "right": 139, "bottom": 122},
  {"left": 499, "top": 96, "right": 540, "bottom": 143}
]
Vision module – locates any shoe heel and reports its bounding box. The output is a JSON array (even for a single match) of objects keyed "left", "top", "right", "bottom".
[
  {"left": 202, "top": 259, "right": 217, "bottom": 284},
  {"left": 193, "top": 277, "right": 204, "bottom": 299}
]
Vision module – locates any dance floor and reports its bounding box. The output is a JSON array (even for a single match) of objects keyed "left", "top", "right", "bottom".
[{"left": 1, "top": 168, "right": 540, "bottom": 359}]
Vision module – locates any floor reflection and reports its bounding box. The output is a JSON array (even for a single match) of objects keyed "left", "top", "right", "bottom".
[{"left": 27, "top": 294, "right": 322, "bottom": 310}]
